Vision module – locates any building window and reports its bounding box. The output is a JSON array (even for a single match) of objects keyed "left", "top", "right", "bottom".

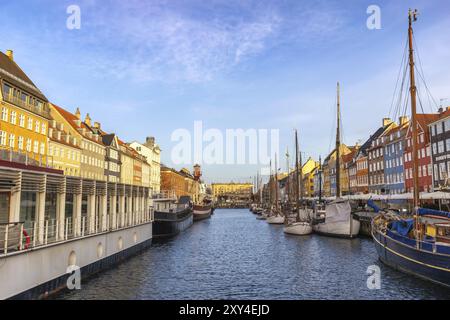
[
  {"left": 438, "top": 141, "right": 445, "bottom": 154},
  {"left": 1, "top": 107, "right": 8, "bottom": 121},
  {"left": 33, "top": 141, "right": 39, "bottom": 154},
  {"left": 18, "top": 136, "right": 24, "bottom": 150},
  {"left": 27, "top": 118, "right": 33, "bottom": 130},
  {"left": 19, "top": 114, "right": 25, "bottom": 127},
  {"left": 35, "top": 121, "right": 40, "bottom": 133},
  {"left": 0, "top": 131, "right": 6, "bottom": 146},
  {"left": 26, "top": 138, "right": 31, "bottom": 152},
  {"left": 41, "top": 123, "right": 46, "bottom": 135},
  {"left": 40, "top": 143, "right": 45, "bottom": 155},
  {"left": 439, "top": 163, "right": 447, "bottom": 180},
  {"left": 10, "top": 110, "right": 16, "bottom": 124},
  {"left": 8, "top": 134, "right": 15, "bottom": 148},
  {"left": 436, "top": 123, "right": 443, "bottom": 135}
]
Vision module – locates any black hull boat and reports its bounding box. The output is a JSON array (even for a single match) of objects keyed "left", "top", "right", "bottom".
[
  {"left": 153, "top": 207, "right": 193, "bottom": 238},
  {"left": 152, "top": 195, "right": 193, "bottom": 238}
]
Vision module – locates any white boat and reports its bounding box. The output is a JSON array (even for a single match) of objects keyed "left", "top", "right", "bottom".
[
  {"left": 312, "top": 83, "right": 360, "bottom": 239},
  {"left": 256, "top": 210, "right": 268, "bottom": 220},
  {"left": 282, "top": 129, "right": 313, "bottom": 235},
  {"left": 284, "top": 221, "right": 313, "bottom": 235},
  {"left": 312, "top": 199, "right": 360, "bottom": 238},
  {"left": 266, "top": 215, "right": 285, "bottom": 224}
]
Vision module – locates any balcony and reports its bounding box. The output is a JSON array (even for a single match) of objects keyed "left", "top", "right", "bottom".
[
  {"left": 2, "top": 94, "right": 51, "bottom": 119},
  {"left": 0, "top": 146, "right": 54, "bottom": 169}
]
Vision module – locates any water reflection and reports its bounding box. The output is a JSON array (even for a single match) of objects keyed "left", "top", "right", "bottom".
[{"left": 57, "top": 209, "right": 450, "bottom": 300}]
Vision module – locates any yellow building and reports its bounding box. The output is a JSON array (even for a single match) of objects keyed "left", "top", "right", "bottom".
[
  {"left": 47, "top": 119, "right": 81, "bottom": 176},
  {"left": 0, "top": 50, "right": 50, "bottom": 166},
  {"left": 301, "top": 157, "right": 320, "bottom": 197},
  {"left": 322, "top": 144, "right": 357, "bottom": 196},
  {"left": 211, "top": 183, "right": 253, "bottom": 199}
]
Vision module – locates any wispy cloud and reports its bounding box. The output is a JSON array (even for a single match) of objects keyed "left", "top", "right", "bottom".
[{"left": 75, "top": 0, "right": 282, "bottom": 83}]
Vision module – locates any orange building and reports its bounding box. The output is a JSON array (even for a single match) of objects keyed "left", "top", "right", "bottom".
[{"left": 160, "top": 165, "right": 197, "bottom": 199}]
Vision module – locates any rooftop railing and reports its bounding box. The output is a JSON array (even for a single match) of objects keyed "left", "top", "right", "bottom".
[{"left": 2, "top": 94, "right": 51, "bottom": 119}]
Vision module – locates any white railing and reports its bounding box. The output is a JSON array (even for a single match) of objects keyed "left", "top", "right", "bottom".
[{"left": 0, "top": 207, "right": 154, "bottom": 256}]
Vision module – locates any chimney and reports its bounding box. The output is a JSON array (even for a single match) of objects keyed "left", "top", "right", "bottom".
[
  {"left": 75, "top": 107, "right": 81, "bottom": 120},
  {"left": 399, "top": 116, "right": 409, "bottom": 126},
  {"left": 145, "top": 136, "right": 155, "bottom": 147},
  {"left": 94, "top": 122, "right": 101, "bottom": 129},
  {"left": 382, "top": 118, "right": 393, "bottom": 127},
  {"left": 85, "top": 113, "right": 91, "bottom": 126},
  {"left": 6, "top": 50, "right": 13, "bottom": 61}
]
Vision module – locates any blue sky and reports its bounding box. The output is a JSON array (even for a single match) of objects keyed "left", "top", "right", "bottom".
[{"left": 1, "top": 0, "right": 449, "bottom": 183}]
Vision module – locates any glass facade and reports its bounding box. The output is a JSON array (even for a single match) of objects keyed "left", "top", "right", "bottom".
[
  {"left": 0, "top": 192, "right": 10, "bottom": 224},
  {"left": 19, "top": 191, "right": 36, "bottom": 229}
]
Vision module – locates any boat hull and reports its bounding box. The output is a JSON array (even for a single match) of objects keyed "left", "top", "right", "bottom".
[
  {"left": 284, "top": 222, "right": 312, "bottom": 235},
  {"left": 152, "top": 208, "right": 193, "bottom": 238},
  {"left": 372, "top": 229, "right": 450, "bottom": 288},
  {"left": 2, "top": 222, "right": 153, "bottom": 300},
  {"left": 266, "top": 216, "right": 285, "bottom": 224},
  {"left": 313, "top": 219, "right": 360, "bottom": 238},
  {"left": 193, "top": 205, "right": 212, "bottom": 221}
]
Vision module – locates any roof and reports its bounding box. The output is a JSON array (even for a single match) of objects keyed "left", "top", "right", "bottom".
[
  {"left": 0, "top": 51, "right": 47, "bottom": 101},
  {"left": 51, "top": 104, "right": 105, "bottom": 146},
  {"left": 406, "top": 113, "right": 440, "bottom": 138},
  {"left": 428, "top": 108, "right": 450, "bottom": 125}
]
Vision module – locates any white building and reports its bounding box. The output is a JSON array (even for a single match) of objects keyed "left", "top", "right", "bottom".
[{"left": 130, "top": 136, "right": 161, "bottom": 193}]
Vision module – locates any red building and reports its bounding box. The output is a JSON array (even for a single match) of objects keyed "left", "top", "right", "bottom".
[{"left": 404, "top": 113, "right": 439, "bottom": 193}]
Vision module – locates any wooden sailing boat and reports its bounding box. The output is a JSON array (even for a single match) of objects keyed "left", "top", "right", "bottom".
[
  {"left": 267, "top": 153, "right": 285, "bottom": 224},
  {"left": 284, "top": 129, "right": 313, "bottom": 235},
  {"left": 372, "top": 9, "right": 450, "bottom": 288},
  {"left": 312, "top": 82, "right": 361, "bottom": 238}
]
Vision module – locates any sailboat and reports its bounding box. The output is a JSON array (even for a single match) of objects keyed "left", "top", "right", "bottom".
[
  {"left": 372, "top": 10, "right": 450, "bottom": 288},
  {"left": 284, "top": 129, "right": 313, "bottom": 235},
  {"left": 312, "top": 82, "right": 360, "bottom": 238},
  {"left": 267, "top": 154, "right": 285, "bottom": 224}
]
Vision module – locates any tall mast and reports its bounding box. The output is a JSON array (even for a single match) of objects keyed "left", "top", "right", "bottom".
[
  {"left": 275, "top": 153, "right": 279, "bottom": 212},
  {"left": 299, "top": 143, "right": 304, "bottom": 202},
  {"left": 286, "top": 147, "right": 290, "bottom": 203},
  {"left": 269, "top": 159, "right": 272, "bottom": 207},
  {"left": 408, "top": 9, "right": 420, "bottom": 209},
  {"left": 295, "top": 130, "right": 300, "bottom": 221},
  {"left": 319, "top": 155, "right": 322, "bottom": 202},
  {"left": 335, "top": 82, "right": 341, "bottom": 198}
]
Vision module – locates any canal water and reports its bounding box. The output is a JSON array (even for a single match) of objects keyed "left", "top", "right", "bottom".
[{"left": 58, "top": 209, "right": 450, "bottom": 300}]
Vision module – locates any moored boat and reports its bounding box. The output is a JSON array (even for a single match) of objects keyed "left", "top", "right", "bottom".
[
  {"left": 284, "top": 221, "right": 313, "bottom": 235},
  {"left": 193, "top": 203, "right": 212, "bottom": 221},
  {"left": 372, "top": 10, "right": 450, "bottom": 288},
  {"left": 283, "top": 129, "right": 312, "bottom": 235},
  {"left": 312, "top": 199, "right": 360, "bottom": 238},
  {"left": 152, "top": 195, "right": 193, "bottom": 238},
  {"left": 372, "top": 207, "right": 450, "bottom": 288},
  {"left": 312, "top": 83, "right": 360, "bottom": 238}
]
